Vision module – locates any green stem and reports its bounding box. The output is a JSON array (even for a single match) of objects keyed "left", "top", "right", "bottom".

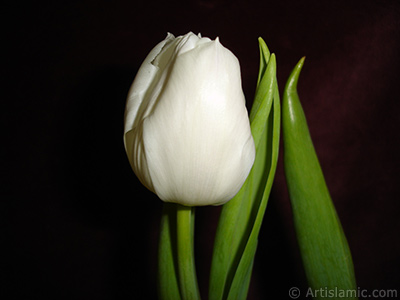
[
  {"left": 176, "top": 205, "right": 201, "bottom": 300},
  {"left": 158, "top": 203, "right": 181, "bottom": 300}
]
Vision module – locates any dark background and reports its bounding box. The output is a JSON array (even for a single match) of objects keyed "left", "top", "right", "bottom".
[{"left": 3, "top": 0, "right": 400, "bottom": 299}]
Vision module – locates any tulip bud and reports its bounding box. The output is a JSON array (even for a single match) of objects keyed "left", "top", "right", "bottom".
[{"left": 123, "top": 32, "right": 255, "bottom": 206}]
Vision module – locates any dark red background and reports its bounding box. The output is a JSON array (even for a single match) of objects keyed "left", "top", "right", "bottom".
[{"left": 3, "top": 0, "right": 400, "bottom": 299}]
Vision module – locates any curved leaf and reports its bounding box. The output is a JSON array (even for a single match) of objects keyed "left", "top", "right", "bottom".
[{"left": 282, "top": 57, "right": 357, "bottom": 299}]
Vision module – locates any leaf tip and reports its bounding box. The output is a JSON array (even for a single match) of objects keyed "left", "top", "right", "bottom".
[
  {"left": 257, "top": 37, "right": 270, "bottom": 60},
  {"left": 285, "top": 56, "right": 306, "bottom": 94}
]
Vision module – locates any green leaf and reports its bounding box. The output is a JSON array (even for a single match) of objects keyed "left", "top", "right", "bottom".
[
  {"left": 251, "top": 38, "right": 271, "bottom": 123},
  {"left": 209, "top": 38, "right": 280, "bottom": 300},
  {"left": 227, "top": 85, "right": 281, "bottom": 300},
  {"left": 282, "top": 57, "right": 358, "bottom": 299},
  {"left": 158, "top": 203, "right": 182, "bottom": 300},
  {"left": 256, "top": 37, "right": 270, "bottom": 90}
]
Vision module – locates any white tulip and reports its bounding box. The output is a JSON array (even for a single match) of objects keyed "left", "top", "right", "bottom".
[{"left": 123, "top": 32, "right": 255, "bottom": 206}]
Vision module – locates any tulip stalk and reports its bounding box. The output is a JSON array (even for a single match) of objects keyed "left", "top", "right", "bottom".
[
  {"left": 176, "top": 205, "right": 201, "bottom": 300},
  {"left": 158, "top": 203, "right": 181, "bottom": 300}
]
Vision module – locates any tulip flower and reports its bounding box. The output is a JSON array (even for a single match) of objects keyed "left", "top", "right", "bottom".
[{"left": 123, "top": 32, "right": 255, "bottom": 206}]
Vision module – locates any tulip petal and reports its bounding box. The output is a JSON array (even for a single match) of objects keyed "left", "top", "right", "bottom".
[
  {"left": 124, "top": 32, "right": 254, "bottom": 206},
  {"left": 124, "top": 33, "right": 177, "bottom": 191},
  {"left": 142, "top": 38, "right": 254, "bottom": 206},
  {"left": 124, "top": 33, "right": 175, "bottom": 135}
]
